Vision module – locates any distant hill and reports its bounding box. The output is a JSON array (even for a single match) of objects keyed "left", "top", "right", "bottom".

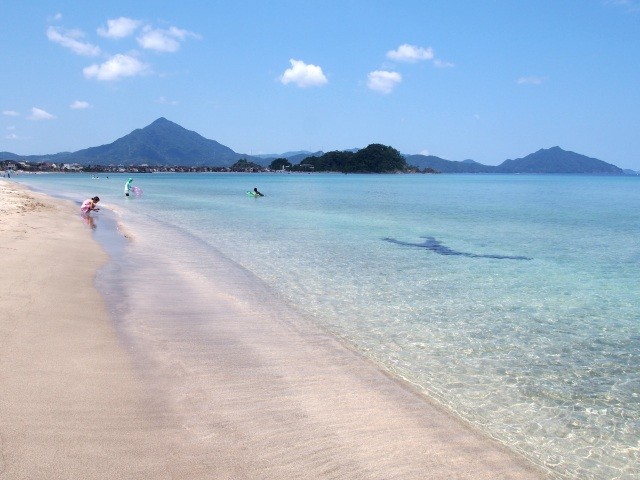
[
  {"left": 285, "top": 151, "right": 325, "bottom": 165},
  {"left": 0, "top": 151, "right": 71, "bottom": 163},
  {"left": 405, "top": 147, "right": 623, "bottom": 174},
  {"left": 62, "top": 117, "right": 247, "bottom": 167},
  {"left": 496, "top": 147, "right": 623, "bottom": 174},
  {"left": 0, "top": 119, "right": 627, "bottom": 174},
  {"left": 0, "top": 151, "right": 23, "bottom": 160},
  {"left": 405, "top": 154, "right": 494, "bottom": 173}
]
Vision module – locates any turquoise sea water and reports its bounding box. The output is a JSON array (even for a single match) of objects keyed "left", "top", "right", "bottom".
[{"left": 11, "top": 172, "right": 640, "bottom": 479}]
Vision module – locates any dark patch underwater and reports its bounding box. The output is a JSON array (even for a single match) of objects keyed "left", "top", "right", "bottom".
[{"left": 383, "top": 236, "right": 532, "bottom": 260}]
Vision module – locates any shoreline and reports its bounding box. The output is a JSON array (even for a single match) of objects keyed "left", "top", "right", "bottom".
[
  {"left": 0, "top": 180, "right": 178, "bottom": 478},
  {"left": 0, "top": 179, "right": 549, "bottom": 479}
]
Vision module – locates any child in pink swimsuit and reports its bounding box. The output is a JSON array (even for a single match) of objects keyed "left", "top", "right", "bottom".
[{"left": 80, "top": 196, "right": 100, "bottom": 213}]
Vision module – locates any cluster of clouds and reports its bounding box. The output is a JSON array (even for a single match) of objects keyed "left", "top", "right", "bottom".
[
  {"left": 279, "top": 43, "right": 454, "bottom": 94},
  {"left": 2, "top": 15, "right": 200, "bottom": 137},
  {"left": 278, "top": 44, "right": 545, "bottom": 94},
  {"left": 2, "top": 107, "right": 58, "bottom": 140},
  {"left": 46, "top": 13, "right": 449, "bottom": 98},
  {"left": 3, "top": 107, "right": 56, "bottom": 121},
  {"left": 4, "top": 102, "right": 89, "bottom": 119},
  {"left": 3, "top": 101, "right": 93, "bottom": 134},
  {"left": 47, "top": 15, "right": 200, "bottom": 81}
]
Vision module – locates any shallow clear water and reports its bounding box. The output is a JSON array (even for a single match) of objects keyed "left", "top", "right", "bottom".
[{"left": 11, "top": 172, "right": 640, "bottom": 479}]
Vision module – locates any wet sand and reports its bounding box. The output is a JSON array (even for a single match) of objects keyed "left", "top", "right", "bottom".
[{"left": 0, "top": 179, "right": 548, "bottom": 479}]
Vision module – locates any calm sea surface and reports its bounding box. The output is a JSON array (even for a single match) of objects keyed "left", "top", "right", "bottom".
[{"left": 11, "top": 172, "right": 640, "bottom": 479}]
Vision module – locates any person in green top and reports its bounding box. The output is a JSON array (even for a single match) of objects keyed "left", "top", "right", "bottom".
[{"left": 124, "top": 178, "right": 133, "bottom": 197}]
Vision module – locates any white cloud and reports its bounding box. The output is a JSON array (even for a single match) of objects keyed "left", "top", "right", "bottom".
[
  {"left": 28, "top": 107, "right": 55, "bottom": 120},
  {"left": 517, "top": 76, "right": 547, "bottom": 85},
  {"left": 46, "top": 26, "right": 101, "bottom": 56},
  {"left": 3, "top": 110, "right": 19, "bottom": 116},
  {"left": 5, "top": 126, "right": 18, "bottom": 140},
  {"left": 70, "top": 100, "right": 91, "bottom": 109},
  {"left": 280, "top": 59, "right": 328, "bottom": 88},
  {"left": 434, "top": 59, "right": 455, "bottom": 68},
  {"left": 83, "top": 54, "right": 150, "bottom": 81},
  {"left": 158, "top": 96, "right": 179, "bottom": 105},
  {"left": 98, "top": 17, "right": 141, "bottom": 39},
  {"left": 137, "top": 25, "right": 200, "bottom": 52},
  {"left": 367, "top": 70, "right": 402, "bottom": 94},
  {"left": 387, "top": 44, "right": 434, "bottom": 63},
  {"left": 420, "top": 149, "right": 430, "bottom": 156}
]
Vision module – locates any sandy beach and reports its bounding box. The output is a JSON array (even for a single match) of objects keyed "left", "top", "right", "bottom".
[
  {"left": 0, "top": 179, "right": 548, "bottom": 479},
  {"left": 0, "top": 181, "right": 175, "bottom": 479}
]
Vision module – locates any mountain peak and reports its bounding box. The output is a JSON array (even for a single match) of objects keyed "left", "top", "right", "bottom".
[
  {"left": 149, "top": 117, "right": 171, "bottom": 125},
  {"left": 144, "top": 117, "right": 181, "bottom": 130},
  {"left": 534, "top": 146, "right": 564, "bottom": 154}
]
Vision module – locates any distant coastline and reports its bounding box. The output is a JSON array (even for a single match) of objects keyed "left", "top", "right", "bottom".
[
  {"left": 1, "top": 117, "right": 636, "bottom": 175},
  {"left": 2, "top": 162, "right": 637, "bottom": 176}
]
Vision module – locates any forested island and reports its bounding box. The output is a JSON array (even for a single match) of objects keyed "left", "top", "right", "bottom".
[{"left": 266, "top": 144, "right": 433, "bottom": 173}]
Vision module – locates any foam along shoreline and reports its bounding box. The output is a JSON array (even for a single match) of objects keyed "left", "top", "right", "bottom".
[{"left": 0, "top": 179, "right": 549, "bottom": 479}]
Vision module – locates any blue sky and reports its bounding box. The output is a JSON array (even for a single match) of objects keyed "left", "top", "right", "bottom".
[{"left": 2, "top": 0, "right": 639, "bottom": 169}]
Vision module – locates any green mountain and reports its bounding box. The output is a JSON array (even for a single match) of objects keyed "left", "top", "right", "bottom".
[
  {"left": 0, "top": 151, "right": 23, "bottom": 160},
  {"left": 65, "top": 117, "right": 245, "bottom": 167},
  {"left": 404, "top": 154, "right": 494, "bottom": 173},
  {"left": 496, "top": 147, "right": 623, "bottom": 174},
  {"left": 405, "top": 147, "right": 623, "bottom": 174}
]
